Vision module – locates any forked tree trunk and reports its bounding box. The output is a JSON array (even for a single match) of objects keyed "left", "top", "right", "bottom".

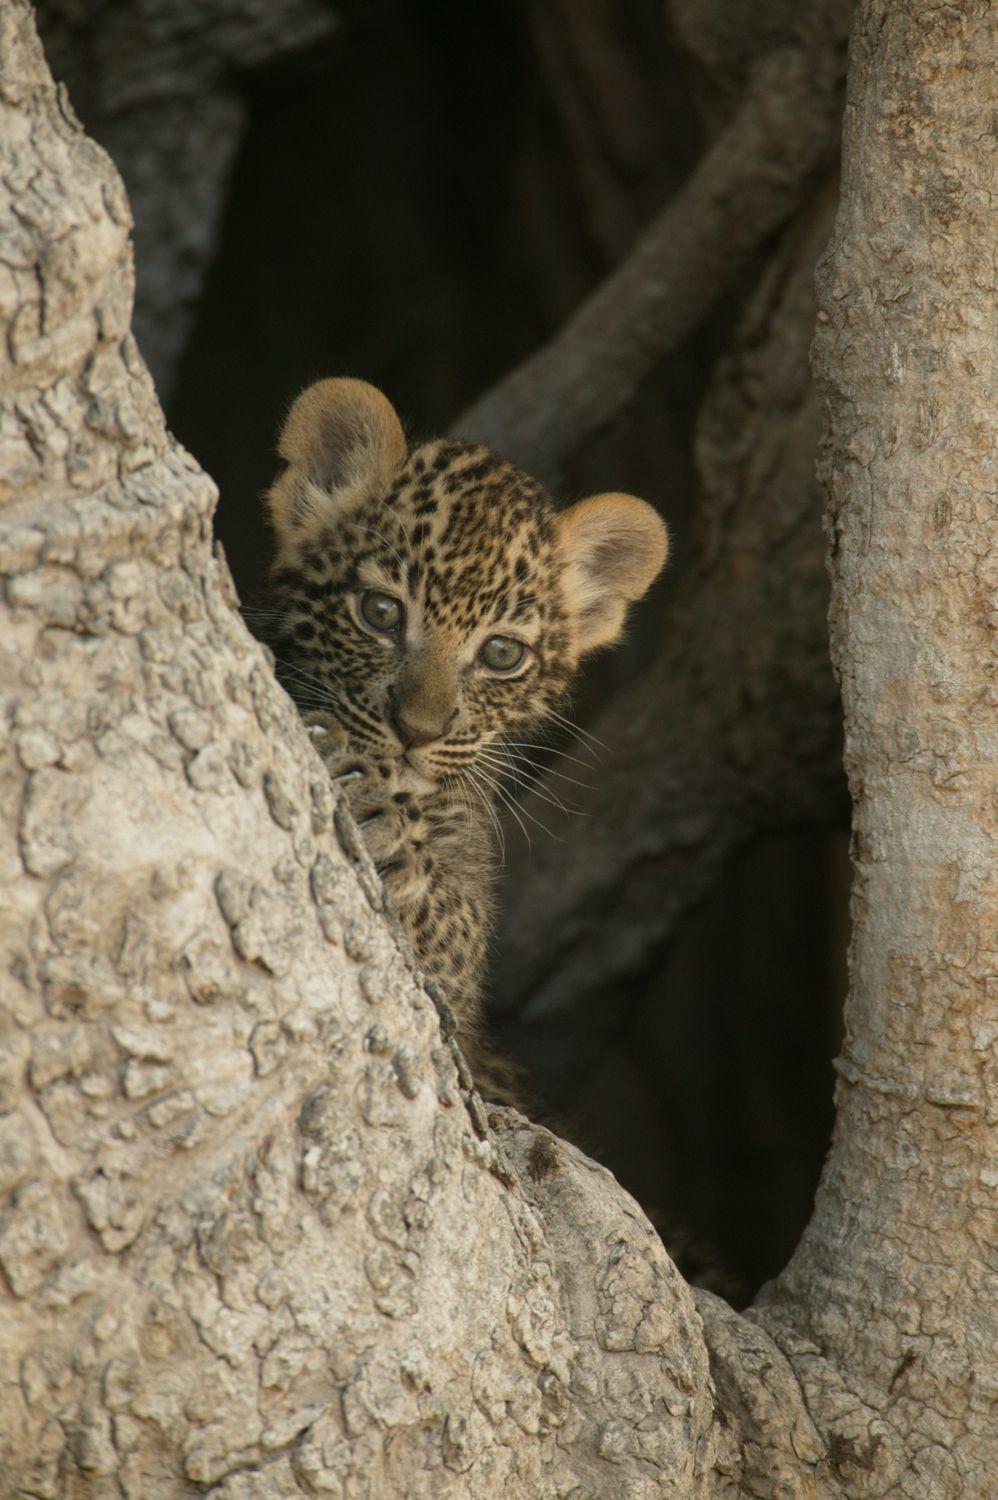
[{"left": 0, "top": 2, "right": 993, "bottom": 1496}]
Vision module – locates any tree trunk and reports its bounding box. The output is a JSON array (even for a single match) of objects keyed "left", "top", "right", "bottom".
[
  {"left": 756, "top": 3, "right": 997, "bottom": 1491},
  {"left": 0, "top": 3, "right": 993, "bottom": 1498}
]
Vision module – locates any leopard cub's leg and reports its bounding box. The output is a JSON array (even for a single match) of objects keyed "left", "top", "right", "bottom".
[{"left": 304, "top": 712, "right": 511, "bottom": 1096}]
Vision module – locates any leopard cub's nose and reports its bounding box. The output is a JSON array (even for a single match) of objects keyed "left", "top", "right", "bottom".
[
  {"left": 387, "top": 691, "right": 457, "bottom": 750},
  {"left": 391, "top": 711, "right": 442, "bottom": 750}
]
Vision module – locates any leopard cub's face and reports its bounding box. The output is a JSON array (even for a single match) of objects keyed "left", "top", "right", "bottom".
[{"left": 264, "top": 380, "right": 668, "bottom": 791}]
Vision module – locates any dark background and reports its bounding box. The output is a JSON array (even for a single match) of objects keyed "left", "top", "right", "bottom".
[{"left": 39, "top": 0, "right": 849, "bottom": 1300}]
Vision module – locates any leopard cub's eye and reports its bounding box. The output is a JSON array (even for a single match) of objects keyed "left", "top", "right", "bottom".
[
  {"left": 359, "top": 590, "right": 403, "bottom": 634},
  {"left": 479, "top": 635, "right": 526, "bottom": 672}
]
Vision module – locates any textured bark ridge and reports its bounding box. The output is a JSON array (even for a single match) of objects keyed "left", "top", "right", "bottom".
[{"left": 0, "top": 2, "right": 995, "bottom": 1496}]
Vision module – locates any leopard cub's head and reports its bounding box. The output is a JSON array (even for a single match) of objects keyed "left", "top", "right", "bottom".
[{"left": 263, "top": 378, "right": 668, "bottom": 788}]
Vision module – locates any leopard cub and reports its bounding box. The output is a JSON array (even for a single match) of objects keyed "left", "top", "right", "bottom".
[{"left": 263, "top": 378, "right": 668, "bottom": 1093}]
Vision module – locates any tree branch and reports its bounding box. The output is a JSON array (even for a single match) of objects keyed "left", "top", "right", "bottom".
[
  {"left": 452, "top": 11, "right": 847, "bottom": 487},
  {"left": 3, "top": 2, "right": 990, "bottom": 1492},
  {"left": 492, "top": 187, "right": 847, "bottom": 1097}
]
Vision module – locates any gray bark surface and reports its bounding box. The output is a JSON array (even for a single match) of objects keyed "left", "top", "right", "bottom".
[{"left": 0, "top": 3, "right": 994, "bottom": 1497}]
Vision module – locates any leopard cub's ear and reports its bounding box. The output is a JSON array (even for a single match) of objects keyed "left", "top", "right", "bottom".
[
  {"left": 555, "top": 492, "right": 669, "bottom": 657},
  {"left": 266, "top": 378, "right": 407, "bottom": 544}
]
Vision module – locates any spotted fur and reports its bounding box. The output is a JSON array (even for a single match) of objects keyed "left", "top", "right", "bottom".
[{"left": 263, "top": 379, "right": 668, "bottom": 1095}]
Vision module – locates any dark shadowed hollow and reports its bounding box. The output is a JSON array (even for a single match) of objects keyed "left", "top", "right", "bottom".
[{"left": 39, "top": 0, "right": 849, "bottom": 1299}]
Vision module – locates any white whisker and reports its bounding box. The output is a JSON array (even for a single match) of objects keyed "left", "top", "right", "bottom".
[
  {"left": 475, "top": 760, "right": 563, "bottom": 846},
  {"left": 476, "top": 764, "right": 532, "bottom": 851},
  {"left": 502, "top": 738, "right": 597, "bottom": 770},
  {"left": 497, "top": 744, "right": 595, "bottom": 792},
  {"left": 546, "top": 705, "right": 607, "bottom": 756},
  {"left": 462, "top": 766, "right": 506, "bottom": 866},
  {"left": 476, "top": 748, "right": 581, "bottom": 817}
]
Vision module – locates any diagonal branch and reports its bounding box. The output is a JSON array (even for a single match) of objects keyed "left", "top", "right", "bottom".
[
  {"left": 452, "top": 18, "right": 847, "bottom": 486},
  {"left": 491, "top": 188, "right": 848, "bottom": 1099}
]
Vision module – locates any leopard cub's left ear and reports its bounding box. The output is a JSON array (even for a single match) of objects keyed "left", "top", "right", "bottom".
[{"left": 555, "top": 492, "right": 669, "bottom": 656}]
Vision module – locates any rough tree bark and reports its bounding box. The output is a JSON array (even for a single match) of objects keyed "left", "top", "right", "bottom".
[{"left": 0, "top": 4, "right": 994, "bottom": 1499}]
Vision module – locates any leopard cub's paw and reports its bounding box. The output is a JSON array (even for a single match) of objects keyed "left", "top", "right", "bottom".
[
  {"left": 303, "top": 714, "right": 387, "bottom": 792},
  {"left": 303, "top": 712, "right": 385, "bottom": 812},
  {"left": 353, "top": 787, "right": 421, "bottom": 869},
  {"left": 303, "top": 710, "right": 351, "bottom": 760},
  {"left": 301, "top": 711, "right": 427, "bottom": 900}
]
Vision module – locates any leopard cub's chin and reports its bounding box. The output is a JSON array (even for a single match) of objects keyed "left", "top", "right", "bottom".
[{"left": 394, "top": 758, "right": 438, "bottom": 794}]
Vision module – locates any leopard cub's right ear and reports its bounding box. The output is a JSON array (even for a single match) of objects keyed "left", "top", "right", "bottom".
[{"left": 265, "top": 378, "right": 408, "bottom": 545}]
